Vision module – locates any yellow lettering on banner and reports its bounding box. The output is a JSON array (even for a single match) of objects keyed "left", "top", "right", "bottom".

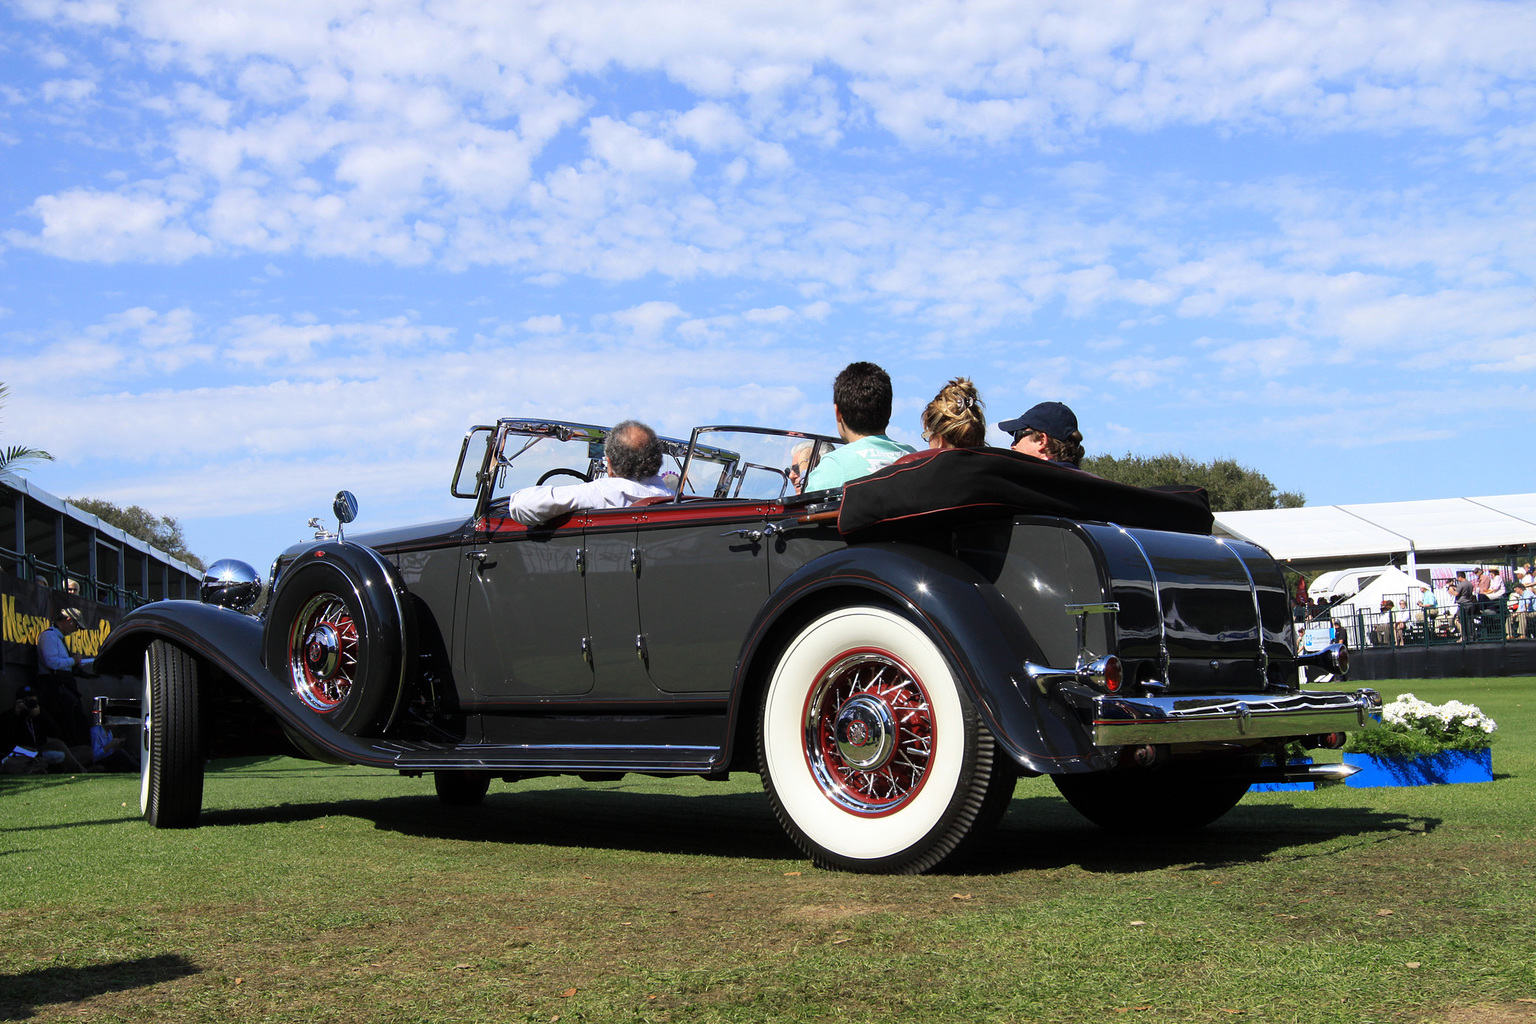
[
  {"left": 2, "top": 595, "right": 50, "bottom": 646},
  {"left": 67, "top": 619, "right": 113, "bottom": 658}
]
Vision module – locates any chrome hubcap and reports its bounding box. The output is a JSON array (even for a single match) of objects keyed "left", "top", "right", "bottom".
[
  {"left": 303, "top": 625, "right": 340, "bottom": 679},
  {"left": 834, "top": 694, "right": 897, "bottom": 769}
]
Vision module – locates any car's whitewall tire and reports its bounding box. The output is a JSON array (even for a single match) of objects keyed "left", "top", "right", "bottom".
[{"left": 758, "top": 605, "right": 1012, "bottom": 874}]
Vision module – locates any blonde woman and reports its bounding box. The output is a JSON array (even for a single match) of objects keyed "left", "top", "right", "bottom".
[{"left": 920, "top": 377, "right": 986, "bottom": 449}]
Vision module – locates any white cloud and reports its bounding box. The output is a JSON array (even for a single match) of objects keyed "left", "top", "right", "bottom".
[
  {"left": 586, "top": 116, "right": 697, "bottom": 181},
  {"left": 606, "top": 301, "right": 686, "bottom": 339},
  {"left": 9, "top": 190, "right": 211, "bottom": 262},
  {"left": 40, "top": 77, "right": 96, "bottom": 103},
  {"left": 673, "top": 102, "right": 750, "bottom": 150},
  {"left": 743, "top": 304, "right": 793, "bottom": 324},
  {"left": 520, "top": 314, "right": 564, "bottom": 334}
]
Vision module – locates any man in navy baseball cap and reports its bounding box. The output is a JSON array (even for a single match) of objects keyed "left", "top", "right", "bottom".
[{"left": 997, "top": 401, "right": 1084, "bottom": 468}]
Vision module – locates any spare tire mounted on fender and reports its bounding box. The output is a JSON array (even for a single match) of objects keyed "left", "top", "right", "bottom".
[{"left": 264, "top": 544, "right": 412, "bottom": 737}]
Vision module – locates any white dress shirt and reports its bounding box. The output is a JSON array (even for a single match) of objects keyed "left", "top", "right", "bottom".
[{"left": 507, "top": 474, "right": 672, "bottom": 526}]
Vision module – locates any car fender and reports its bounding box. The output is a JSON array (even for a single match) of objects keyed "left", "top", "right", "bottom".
[
  {"left": 95, "top": 593, "right": 410, "bottom": 770},
  {"left": 730, "top": 543, "right": 1112, "bottom": 775}
]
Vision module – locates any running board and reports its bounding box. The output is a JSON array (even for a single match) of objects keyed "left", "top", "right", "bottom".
[{"left": 376, "top": 740, "right": 723, "bottom": 774}]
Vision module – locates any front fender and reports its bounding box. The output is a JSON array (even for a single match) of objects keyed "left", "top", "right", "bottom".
[
  {"left": 97, "top": 600, "right": 267, "bottom": 683},
  {"left": 730, "top": 543, "right": 1114, "bottom": 775},
  {"left": 94, "top": 600, "right": 406, "bottom": 769}
]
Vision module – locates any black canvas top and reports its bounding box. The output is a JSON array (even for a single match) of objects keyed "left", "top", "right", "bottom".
[{"left": 836, "top": 447, "right": 1214, "bottom": 540}]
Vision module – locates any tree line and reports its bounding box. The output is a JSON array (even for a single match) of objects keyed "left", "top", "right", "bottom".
[{"left": 1083, "top": 452, "right": 1304, "bottom": 512}]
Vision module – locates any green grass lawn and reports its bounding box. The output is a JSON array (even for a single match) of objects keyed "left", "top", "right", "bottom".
[{"left": 4, "top": 677, "right": 1535, "bottom": 1023}]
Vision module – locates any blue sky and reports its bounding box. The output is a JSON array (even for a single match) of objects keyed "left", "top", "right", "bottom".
[{"left": 3, "top": 0, "right": 1534, "bottom": 572}]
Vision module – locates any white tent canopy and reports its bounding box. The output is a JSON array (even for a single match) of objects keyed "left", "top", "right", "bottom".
[{"left": 1215, "top": 493, "right": 1536, "bottom": 564}]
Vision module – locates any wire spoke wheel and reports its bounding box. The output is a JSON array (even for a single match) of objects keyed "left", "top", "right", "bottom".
[
  {"left": 287, "top": 592, "right": 361, "bottom": 713},
  {"left": 804, "top": 653, "right": 934, "bottom": 815}
]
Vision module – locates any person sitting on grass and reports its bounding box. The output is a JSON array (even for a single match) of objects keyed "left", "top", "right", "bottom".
[{"left": 2, "top": 684, "right": 88, "bottom": 775}]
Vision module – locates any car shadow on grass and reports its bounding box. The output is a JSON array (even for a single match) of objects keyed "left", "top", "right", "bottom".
[
  {"left": 201, "top": 787, "right": 806, "bottom": 861},
  {"left": 196, "top": 783, "right": 1438, "bottom": 875},
  {"left": 0, "top": 954, "right": 198, "bottom": 1020},
  {"left": 955, "top": 794, "right": 1440, "bottom": 876}
]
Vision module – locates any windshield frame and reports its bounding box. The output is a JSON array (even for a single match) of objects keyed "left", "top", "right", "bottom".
[{"left": 678, "top": 425, "right": 843, "bottom": 503}]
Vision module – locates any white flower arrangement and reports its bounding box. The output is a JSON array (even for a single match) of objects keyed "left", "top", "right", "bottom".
[
  {"left": 1381, "top": 693, "right": 1498, "bottom": 735},
  {"left": 1345, "top": 692, "right": 1498, "bottom": 757}
]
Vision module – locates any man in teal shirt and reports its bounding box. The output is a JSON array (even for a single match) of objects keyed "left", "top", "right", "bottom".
[{"left": 805, "top": 361, "right": 915, "bottom": 490}]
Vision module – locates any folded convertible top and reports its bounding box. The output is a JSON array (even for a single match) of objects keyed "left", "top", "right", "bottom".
[{"left": 837, "top": 447, "right": 1214, "bottom": 540}]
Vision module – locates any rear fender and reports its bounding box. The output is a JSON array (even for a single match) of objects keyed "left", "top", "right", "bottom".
[{"left": 728, "top": 543, "right": 1114, "bottom": 775}]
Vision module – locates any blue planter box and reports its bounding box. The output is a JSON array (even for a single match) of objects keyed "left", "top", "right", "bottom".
[{"left": 1344, "top": 748, "right": 1493, "bottom": 787}]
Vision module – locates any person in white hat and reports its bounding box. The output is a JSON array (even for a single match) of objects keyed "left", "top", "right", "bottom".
[{"left": 36, "top": 607, "right": 88, "bottom": 745}]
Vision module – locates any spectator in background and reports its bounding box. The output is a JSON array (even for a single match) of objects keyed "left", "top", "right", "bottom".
[
  {"left": 1518, "top": 563, "right": 1534, "bottom": 588},
  {"left": 1416, "top": 586, "right": 1438, "bottom": 635},
  {"left": 89, "top": 711, "right": 138, "bottom": 773},
  {"left": 2, "top": 685, "right": 87, "bottom": 774},
  {"left": 1388, "top": 599, "right": 1410, "bottom": 646},
  {"left": 1509, "top": 584, "right": 1532, "bottom": 641},
  {"left": 1454, "top": 571, "right": 1478, "bottom": 641},
  {"left": 804, "top": 362, "right": 915, "bottom": 490},
  {"left": 35, "top": 607, "right": 89, "bottom": 746},
  {"left": 1484, "top": 568, "right": 1506, "bottom": 608}
]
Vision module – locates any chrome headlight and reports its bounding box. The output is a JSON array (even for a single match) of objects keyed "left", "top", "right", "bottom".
[{"left": 200, "top": 558, "right": 263, "bottom": 613}]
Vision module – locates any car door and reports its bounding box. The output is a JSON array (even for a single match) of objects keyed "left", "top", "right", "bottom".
[
  {"left": 458, "top": 516, "right": 593, "bottom": 699},
  {"left": 634, "top": 503, "right": 774, "bottom": 694},
  {"left": 581, "top": 509, "right": 655, "bottom": 697}
]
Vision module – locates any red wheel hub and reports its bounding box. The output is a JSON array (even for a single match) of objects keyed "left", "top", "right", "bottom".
[
  {"left": 803, "top": 652, "right": 934, "bottom": 816},
  {"left": 288, "top": 593, "right": 359, "bottom": 713}
]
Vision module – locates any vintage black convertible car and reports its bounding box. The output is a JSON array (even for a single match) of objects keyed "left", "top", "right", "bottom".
[{"left": 96, "top": 419, "right": 1373, "bottom": 874}]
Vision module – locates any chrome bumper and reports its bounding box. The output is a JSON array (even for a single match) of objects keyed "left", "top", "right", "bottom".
[{"left": 1091, "top": 688, "right": 1381, "bottom": 746}]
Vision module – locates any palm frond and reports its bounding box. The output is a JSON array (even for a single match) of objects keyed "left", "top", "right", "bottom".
[{"left": 1, "top": 445, "right": 55, "bottom": 473}]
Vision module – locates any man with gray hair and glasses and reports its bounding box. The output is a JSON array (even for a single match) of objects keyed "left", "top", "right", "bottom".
[{"left": 508, "top": 419, "right": 672, "bottom": 526}]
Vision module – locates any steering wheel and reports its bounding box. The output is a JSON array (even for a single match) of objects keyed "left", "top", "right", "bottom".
[{"left": 536, "top": 468, "right": 589, "bottom": 485}]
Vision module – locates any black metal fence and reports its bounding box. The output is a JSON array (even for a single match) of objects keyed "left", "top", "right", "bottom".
[{"left": 1313, "top": 597, "right": 1528, "bottom": 650}]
